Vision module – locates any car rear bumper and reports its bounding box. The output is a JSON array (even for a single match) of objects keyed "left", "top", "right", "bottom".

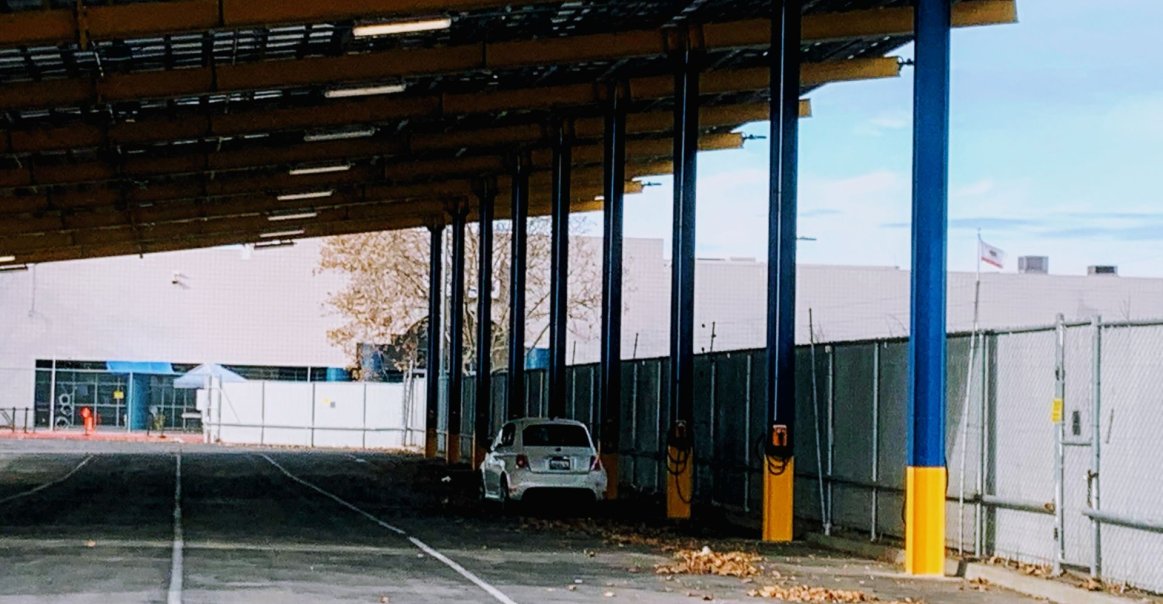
[{"left": 508, "top": 470, "right": 607, "bottom": 501}]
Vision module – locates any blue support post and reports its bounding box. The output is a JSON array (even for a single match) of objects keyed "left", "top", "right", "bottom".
[
  {"left": 473, "top": 180, "right": 496, "bottom": 468},
  {"left": 447, "top": 204, "right": 468, "bottom": 465},
  {"left": 548, "top": 119, "right": 572, "bottom": 418},
  {"left": 600, "top": 80, "right": 627, "bottom": 499},
  {"left": 425, "top": 222, "right": 444, "bottom": 459},
  {"left": 763, "top": 0, "right": 801, "bottom": 543},
  {"left": 666, "top": 44, "right": 699, "bottom": 520},
  {"left": 507, "top": 155, "right": 530, "bottom": 420},
  {"left": 906, "top": 0, "right": 952, "bottom": 576}
]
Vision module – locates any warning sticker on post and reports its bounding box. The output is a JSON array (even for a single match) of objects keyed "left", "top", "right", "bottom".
[{"left": 1051, "top": 398, "right": 1064, "bottom": 424}]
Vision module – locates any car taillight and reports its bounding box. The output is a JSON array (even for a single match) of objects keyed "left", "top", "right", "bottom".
[
  {"left": 515, "top": 454, "right": 529, "bottom": 469},
  {"left": 590, "top": 456, "right": 602, "bottom": 472}
]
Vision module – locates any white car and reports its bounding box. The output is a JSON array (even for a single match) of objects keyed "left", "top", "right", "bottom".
[{"left": 480, "top": 418, "right": 608, "bottom": 505}]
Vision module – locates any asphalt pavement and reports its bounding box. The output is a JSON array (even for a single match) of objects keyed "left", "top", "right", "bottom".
[{"left": 0, "top": 440, "right": 1040, "bottom": 603}]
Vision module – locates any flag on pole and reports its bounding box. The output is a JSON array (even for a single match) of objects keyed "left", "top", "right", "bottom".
[{"left": 979, "top": 239, "right": 1006, "bottom": 269}]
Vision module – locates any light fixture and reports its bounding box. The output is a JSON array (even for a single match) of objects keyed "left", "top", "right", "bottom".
[
  {"left": 260, "top": 229, "right": 306, "bottom": 239},
  {"left": 352, "top": 16, "right": 452, "bottom": 38},
  {"left": 254, "top": 240, "right": 296, "bottom": 250},
  {"left": 325, "top": 83, "right": 407, "bottom": 99},
  {"left": 303, "top": 127, "right": 376, "bottom": 143},
  {"left": 277, "top": 190, "right": 334, "bottom": 201},
  {"left": 268, "top": 211, "right": 319, "bottom": 222},
  {"left": 289, "top": 163, "right": 352, "bottom": 176},
  {"left": 0, "top": 255, "right": 15, "bottom": 263}
]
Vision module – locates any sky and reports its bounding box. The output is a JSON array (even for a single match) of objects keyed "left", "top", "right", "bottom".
[{"left": 607, "top": 1, "right": 1163, "bottom": 277}]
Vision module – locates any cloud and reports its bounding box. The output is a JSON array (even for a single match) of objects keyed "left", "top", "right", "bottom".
[
  {"left": 854, "top": 112, "right": 912, "bottom": 137},
  {"left": 949, "top": 217, "right": 1038, "bottom": 231},
  {"left": 953, "top": 179, "right": 996, "bottom": 198}
]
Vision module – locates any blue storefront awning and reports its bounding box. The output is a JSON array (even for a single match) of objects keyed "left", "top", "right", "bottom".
[{"left": 106, "top": 361, "right": 177, "bottom": 375}]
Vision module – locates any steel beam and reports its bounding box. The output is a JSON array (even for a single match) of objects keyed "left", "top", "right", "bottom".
[
  {"left": 666, "top": 44, "right": 699, "bottom": 522},
  {"left": 763, "top": 0, "right": 802, "bottom": 544},
  {"left": 448, "top": 204, "right": 468, "bottom": 465},
  {"left": 507, "top": 155, "right": 530, "bottom": 420},
  {"left": 547, "top": 119, "right": 571, "bottom": 418},
  {"left": 425, "top": 221, "right": 445, "bottom": 460},
  {"left": 0, "top": 58, "right": 851, "bottom": 155},
  {"left": 0, "top": 0, "right": 566, "bottom": 48},
  {"left": 0, "top": 2, "right": 1012, "bottom": 111},
  {"left": 905, "top": 0, "right": 952, "bottom": 577},
  {"left": 473, "top": 180, "right": 497, "bottom": 468},
  {"left": 599, "top": 80, "right": 627, "bottom": 500},
  {"left": 0, "top": 180, "right": 633, "bottom": 265}
]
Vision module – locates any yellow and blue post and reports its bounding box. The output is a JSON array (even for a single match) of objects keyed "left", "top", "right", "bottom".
[
  {"left": 763, "top": 0, "right": 801, "bottom": 543},
  {"left": 906, "top": 0, "right": 952, "bottom": 576}
]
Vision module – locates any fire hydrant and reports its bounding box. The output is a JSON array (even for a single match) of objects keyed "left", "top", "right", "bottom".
[{"left": 80, "top": 407, "right": 95, "bottom": 435}]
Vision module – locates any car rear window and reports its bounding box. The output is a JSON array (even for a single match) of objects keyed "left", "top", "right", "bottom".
[{"left": 522, "top": 424, "right": 590, "bottom": 447}]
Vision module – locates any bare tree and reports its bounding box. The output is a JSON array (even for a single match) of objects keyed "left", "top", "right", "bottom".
[{"left": 319, "top": 217, "right": 604, "bottom": 375}]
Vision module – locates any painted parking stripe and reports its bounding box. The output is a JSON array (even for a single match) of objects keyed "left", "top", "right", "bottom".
[
  {"left": 167, "top": 451, "right": 184, "bottom": 604},
  {"left": 0, "top": 455, "right": 94, "bottom": 506},
  {"left": 260, "top": 454, "right": 517, "bottom": 604}
]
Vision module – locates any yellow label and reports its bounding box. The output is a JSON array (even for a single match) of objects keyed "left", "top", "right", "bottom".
[
  {"left": 113, "top": 390, "right": 124, "bottom": 400},
  {"left": 1051, "top": 398, "right": 1064, "bottom": 423}
]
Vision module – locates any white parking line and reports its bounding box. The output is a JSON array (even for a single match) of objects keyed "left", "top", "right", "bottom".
[
  {"left": 167, "top": 451, "right": 184, "bottom": 604},
  {"left": 260, "top": 454, "right": 518, "bottom": 604},
  {"left": 0, "top": 455, "right": 94, "bottom": 506}
]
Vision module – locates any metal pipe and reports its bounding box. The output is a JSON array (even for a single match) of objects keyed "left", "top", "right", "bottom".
[
  {"left": 548, "top": 119, "right": 571, "bottom": 418},
  {"left": 425, "top": 222, "right": 444, "bottom": 458},
  {"left": 1053, "top": 314, "right": 1066, "bottom": 574},
  {"left": 600, "top": 80, "right": 627, "bottom": 460},
  {"left": 48, "top": 359, "right": 57, "bottom": 431},
  {"left": 1090, "top": 315, "right": 1103, "bottom": 578},
  {"left": 507, "top": 155, "right": 530, "bottom": 419},
  {"left": 905, "top": 0, "right": 951, "bottom": 575},
  {"left": 975, "top": 332, "right": 989, "bottom": 557},
  {"left": 474, "top": 181, "right": 496, "bottom": 460},
  {"left": 1083, "top": 509, "right": 1163, "bottom": 535},
  {"left": 447, "top": 205, "right": 468, "bottom": 463},
  {"left": 871, "top": 343, "right": 881, "bottom": 541}
]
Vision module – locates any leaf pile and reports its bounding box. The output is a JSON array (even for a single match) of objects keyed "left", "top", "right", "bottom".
[
  {"left": 747, "top": 585, "right": 921, "bottom": 603},
  {"left": 655, "top": 547, "right": 762, "bottom": 578}
]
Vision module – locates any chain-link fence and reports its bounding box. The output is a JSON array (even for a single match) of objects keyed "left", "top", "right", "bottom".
[{"left": 428, "top": 317, "right": 1163, "bottom": 593}]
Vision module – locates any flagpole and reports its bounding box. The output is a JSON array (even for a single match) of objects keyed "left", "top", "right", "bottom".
[{"left": 957, "top": 230, "right": 985, "bottom": 554}]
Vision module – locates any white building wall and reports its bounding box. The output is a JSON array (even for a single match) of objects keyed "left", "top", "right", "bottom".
[{"left": 0, "top": 240, "right": 348, "bottom": 410}]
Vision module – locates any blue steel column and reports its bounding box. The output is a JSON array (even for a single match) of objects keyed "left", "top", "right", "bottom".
[
  {"left": 424, "top": 222, "right": 444, "bottom": 459},
  {"left": 507, "top": 155, "right": 530, "bottom": 420},
  {"left": 548, "top": 119, "right": 572, "bottom": 418},
  {"left": 599, "top": 80, "right": 627, "bottom": 499},
  {"left": 447, "top": 204, "right": 468, "bottom": 465},
  {"left": 666, "top": 42, "right": 699, "bottom": 520},
  {"left": 473, "top": 180, "right": 496, "bottom": 468},
  {"left": 763, "top": 0, "right": 801, "bottom": 542},
  {"left": 906, "top": 0, "right": 951, "bottom": 576}
]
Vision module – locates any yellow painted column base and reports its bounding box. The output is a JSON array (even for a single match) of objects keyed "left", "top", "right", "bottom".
[
  {"left": 666, "top": 446, "right": 692, "bottom": 520},
  {"left": 762, "top": 457, "right": 795, "bottom": 542},
  {"left": 424, "top": 429, "right": 438, "bottom": 459},
  {"left": 905, "top": 466, "right": 947, "bottom": 576},
  {"left": 600, "top": 452, "right": 619, "bottom": 500},
  {"left": 446, "top": 434, "right": 461, "bottom": 465}
]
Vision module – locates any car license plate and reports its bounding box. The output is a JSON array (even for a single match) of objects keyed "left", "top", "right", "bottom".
[{"left": 549, "top": 457, "right": 570, "bottom": 471}]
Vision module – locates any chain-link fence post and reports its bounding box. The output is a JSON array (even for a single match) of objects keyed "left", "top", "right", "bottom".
[
  {"left": 1053, "top": 314, "right": 1066, "bottom": 575},
  {"left": 1089, "top": 315, "right": 1102, "bottom": 579},
  {"left": 870, "top": 343, "right": 880, "bottom": 541}
]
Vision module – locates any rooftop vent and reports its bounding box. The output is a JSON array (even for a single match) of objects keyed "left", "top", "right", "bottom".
[
  {"left": 1018, "top": 256, "right": 1049, "bottom": 274},
  {"left": 1088, "top": 265, "right": 1118, "bottom": 276}
]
